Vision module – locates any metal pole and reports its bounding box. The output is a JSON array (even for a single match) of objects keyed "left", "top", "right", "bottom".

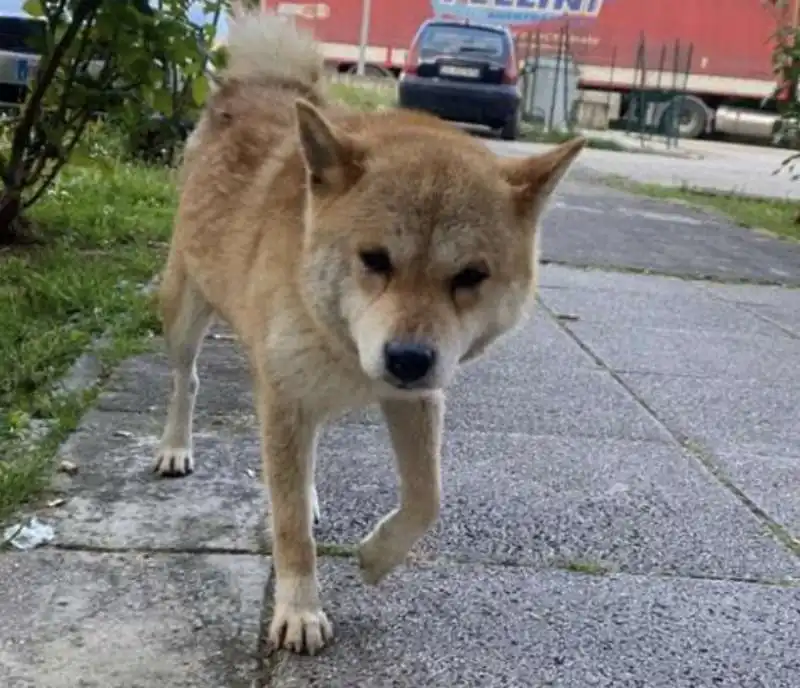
[
  {"left": 669, "top": 39, "right": 680, "bottom": 148},
  {"left": 531, "top": 29, "right": 541, "bottom": 124},
  {"left": 606, "top": 45, "right": 616, "bottom": 116},
  {"left": 562, "top": 21, "right": 571, "bottom": 131},
  {"left": 521, "top": 30, "right": 533, "bottom": 119},
  {"left": 548, "top": 28, "right": 564, "bottom": 131},
  {"left": 356, "top": 0, "right": 372, "bottom": 76},
  {"left": 637, "top": 32, "right": 647, "bottom": 144}
]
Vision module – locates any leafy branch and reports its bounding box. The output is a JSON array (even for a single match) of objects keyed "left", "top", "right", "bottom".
[{"left": 0, "top": 0, "right": 230, "bottom": 243}]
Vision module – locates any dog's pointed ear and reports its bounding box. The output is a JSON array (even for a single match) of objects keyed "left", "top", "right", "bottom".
[
  {"left": 501, "top": 136, "right": 586, "bottom": 217},
  {"left": 295, "top": 99, "right": 365, "bottom": 190}
]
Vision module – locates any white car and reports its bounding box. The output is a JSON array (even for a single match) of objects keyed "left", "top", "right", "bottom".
[{"left": 0, "top": 9, "right": 44, "bottom": 107}]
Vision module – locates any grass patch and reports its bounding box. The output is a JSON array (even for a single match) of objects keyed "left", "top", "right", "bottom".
[
  {"left": 615, "top": 180, "right": 800, "bottom": 242},
  {"left": 317, "top": 543, "right": 356, "bottom": 557},
  {"left": 558, "top": 559, "right": 614, "bottom": 576},
  {"left": 327, "top": 81, "right": 397, "bottom": 112},
  {"left": 0, "top": 158, "right": 174, "bottom": 525}
]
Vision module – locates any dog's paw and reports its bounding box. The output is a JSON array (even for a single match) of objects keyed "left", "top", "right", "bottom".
[
  {"left": 358, "top": 532, "right": 402, "bottom": 586},
  {"left": 268, "top": 604, "right": 332, "bottom": 655},
  {"left": 153, "top": 447, "right": 194, "bottom": 477}
]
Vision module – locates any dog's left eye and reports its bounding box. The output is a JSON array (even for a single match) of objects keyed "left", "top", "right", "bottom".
[{"left": 451, "top": 265, "right": 489, "bottom": 291}]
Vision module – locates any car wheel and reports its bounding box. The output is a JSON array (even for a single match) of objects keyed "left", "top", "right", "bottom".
[{"left": 500, "top": 109, "right": 521, "bottom": 141}]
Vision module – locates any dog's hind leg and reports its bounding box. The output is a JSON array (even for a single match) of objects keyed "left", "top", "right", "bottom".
[
  {"left": 154, "top": 256, "right": 213, "bottom": 477},
  {"left": 358, "top": 393, "right": 444, "bottom": 584}
]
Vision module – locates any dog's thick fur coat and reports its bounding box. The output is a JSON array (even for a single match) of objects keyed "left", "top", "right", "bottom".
[{"left": 156, "top": 7, "right": 584, "bottom": 655}]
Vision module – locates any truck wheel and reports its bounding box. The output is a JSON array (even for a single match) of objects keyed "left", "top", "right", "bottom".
[{"left": 664, "top": 96, "right": 708, "bottom": 139}]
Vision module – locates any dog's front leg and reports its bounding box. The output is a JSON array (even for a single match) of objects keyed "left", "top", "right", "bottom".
[
  {"left": 258, "top": 382, "right": 331, "bottom": 655},
  {"left": 359, "top": 392, "right": 444, "bottom": 585}
]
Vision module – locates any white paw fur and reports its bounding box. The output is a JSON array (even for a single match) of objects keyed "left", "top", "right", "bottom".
[
  {"left": 269, "top": 603, "right": 332, "bottom": 655},
  {"left": 154, "top": 447, "right": 194, "bottom": 477}
]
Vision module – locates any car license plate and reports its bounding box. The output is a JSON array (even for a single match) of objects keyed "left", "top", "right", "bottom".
[{"left": 439, "top": 65, "right": 480, "bottom": 79}]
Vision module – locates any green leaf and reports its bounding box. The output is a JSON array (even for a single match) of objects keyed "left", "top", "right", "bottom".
[
  {"left": 22, "top": 0, "right": 44, "bottom": 17},
  {"left": 152, "top": 90, "right": 173, "bottom": 116},
  {"left": 190, "top": 76, "right": 209, "bottom": 107}
]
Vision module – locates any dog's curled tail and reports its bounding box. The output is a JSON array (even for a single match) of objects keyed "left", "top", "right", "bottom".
[{"left": 222, "top": 3, "right": 323, "bottom": 91}]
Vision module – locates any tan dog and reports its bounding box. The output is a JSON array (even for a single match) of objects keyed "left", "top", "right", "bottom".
[{"left": 156, "top": 8, "right": 584, "bottom": 655}]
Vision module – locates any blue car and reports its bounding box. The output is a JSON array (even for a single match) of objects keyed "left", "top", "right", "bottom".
[{"left": 398, "top": 19, "right": 522, "bottom": 141}]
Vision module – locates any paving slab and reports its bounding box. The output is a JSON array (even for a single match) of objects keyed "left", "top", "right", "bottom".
[
  {"left": 449, "top": 309, "right": 667, "bottom": 441},
  {"left": 0, "top": 550, "right": 267, "bottom": 688},
  {"left": 446, "top": 365, "right": 669, "bottom": 441},
  {"left": 49, "top": 409, "right": 266, "bottom": 552},
  {"left": 539, "top": 264, "right": 705, "bottom": 295},
  {"left": 713, "top": 449, "right": 800, "bottom": 539},
  {"left": 470, "top": 309, "right": 599, "bottom": 372},
  {"left": 312, "top": 425, "right": 798, "bottom": 579},
  {"left": 702, "top": 282, "right": 800, "bottom": 336},
  {"left": 564, "top": 322, "right": 800, "bottom": 382},
  {"left": 730, "top": 302, "right": 800, "bottom": 338},
  {"left": 97, "top": 338, "right": 254, "bottom": 417},
  {"left": 540, "top": 270, "right": 800, "bottom": 380},
  {"left": 621, "top": 373, "right": 800, "bottom": 458},
  {"left": 702, "top": 282, "right": 800, "bottom": 308},
  {"left": 269, "top": 560, "right": 800, "bottom": 688},
  {"left": 539, "top": 282, "right": 773, "bottom": 334}
]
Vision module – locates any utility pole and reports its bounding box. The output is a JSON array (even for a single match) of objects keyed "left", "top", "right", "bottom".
[{"left": 356, "top": 0, "right": 372, "bottom": 76}]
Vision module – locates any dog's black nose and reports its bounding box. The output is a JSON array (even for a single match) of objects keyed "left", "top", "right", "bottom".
[{"left": 384, "top": 341, "right": 436, "bottom": 385}]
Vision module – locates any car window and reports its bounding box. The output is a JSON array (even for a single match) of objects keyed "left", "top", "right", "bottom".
[
  {"left": 419, "top": 25, "right": 506, "bottom": 59},
  {"left": 0, "top": 15, "right": 45, "bottom": 54}
]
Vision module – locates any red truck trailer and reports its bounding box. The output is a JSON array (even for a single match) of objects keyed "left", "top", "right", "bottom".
[{"left": 262, "top": 0, "right": 800, "bottom": 140}]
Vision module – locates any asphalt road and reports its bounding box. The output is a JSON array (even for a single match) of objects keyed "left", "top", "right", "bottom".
[
  {"left": 1, "top": 170, "right": 799, "bottom": 687},
  {"left": 488, "top": 138, "right": 800, "bottom": 200},
  {"left": 543, "top": 173, "right": 800, "bottom": 285}
]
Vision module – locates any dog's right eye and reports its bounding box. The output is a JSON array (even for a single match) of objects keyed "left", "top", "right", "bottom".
[{"left": 359, "top": 248, "right": 393, "bottom": 276}]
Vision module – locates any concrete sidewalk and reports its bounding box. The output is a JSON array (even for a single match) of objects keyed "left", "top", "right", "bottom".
[{"left": 2, "top": 261, "right": 799, "bottom": 687}]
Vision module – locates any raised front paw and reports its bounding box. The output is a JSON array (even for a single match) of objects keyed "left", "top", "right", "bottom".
[
  {"left": 358, "top": 529, "right": 406, "bottom": 586},
  {"left": 268, "top": 603, "right": 333, "bottom": 655},
  {"left": 153, "top": 446, "right": 194, "bottom": 477}
]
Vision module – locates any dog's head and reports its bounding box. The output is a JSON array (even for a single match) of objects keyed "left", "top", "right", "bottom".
[{"left": 295, "top": 101, "right": 584, "bottom": 395}]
